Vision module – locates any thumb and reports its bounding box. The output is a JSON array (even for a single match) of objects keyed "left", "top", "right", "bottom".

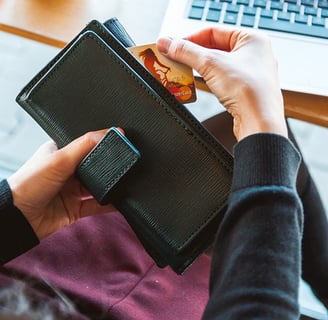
[
  {"left": 56, "top": 129, "right": 108, "bottom": 175},
  {"left": 157, "top": 37, "right": 208, "bottom": 71}
]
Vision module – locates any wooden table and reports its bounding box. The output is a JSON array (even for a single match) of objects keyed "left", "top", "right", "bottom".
[
  {"left": 0, "top": 0, "right": 118, "bottom": 47},
  {"left": 195, "top": 78, "right": 328, "bottom": 128},
  {"left": 1, "top": 0, "right": 328, "bottom": 128}
]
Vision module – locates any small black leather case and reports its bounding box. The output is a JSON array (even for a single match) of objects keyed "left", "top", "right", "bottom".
[{"left": 16, "top": 20, "right": 233, "bottom": 274}]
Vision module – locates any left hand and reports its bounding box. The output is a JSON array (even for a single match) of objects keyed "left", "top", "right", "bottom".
[{"left": 7, "top": 129, "right": 116, "bottom": 239}]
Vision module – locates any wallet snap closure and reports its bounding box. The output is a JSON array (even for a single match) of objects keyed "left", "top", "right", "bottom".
[{"left": 77, "top": 127, "right": 140, "bottom": 204}]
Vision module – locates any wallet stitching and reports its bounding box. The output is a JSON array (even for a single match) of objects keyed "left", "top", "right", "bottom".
[
  {"left": 93, "top": 22, "right": 233, "bottom": 174},
  {"left": 24, "top": 29, "right": 229, "bottom": 251},
  {"left": 20, "top": 100, "right": 68, "bottom": 148}
]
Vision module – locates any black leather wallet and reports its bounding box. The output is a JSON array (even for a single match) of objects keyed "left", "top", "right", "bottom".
[{"left": 16, "top": 19, "right": 233, "bottom": 274}]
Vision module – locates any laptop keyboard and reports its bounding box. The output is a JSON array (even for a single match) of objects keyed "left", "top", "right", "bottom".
[{"left": 188, "top": 0, "right": 328, "bottom": 39}]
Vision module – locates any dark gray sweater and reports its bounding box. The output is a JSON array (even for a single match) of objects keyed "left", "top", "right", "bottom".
[
  {"left": 203, "top": 133, "right": 302, "bottom": 319},
  {"left": 0, "top": 180, "right": 39, "bottom": 265}
]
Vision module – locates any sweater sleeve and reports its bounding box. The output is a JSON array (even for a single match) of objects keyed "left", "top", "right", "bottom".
[
  {"left": 0, "top": 179, "right": 39, "bottom": 265},
  {"left": 203, "top": 133, "right": 303, "bottom": 320}
]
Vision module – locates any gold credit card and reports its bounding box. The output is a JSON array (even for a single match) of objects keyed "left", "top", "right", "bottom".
[{"left": 129, "top": 43, "right": 196, "bottom": 104}]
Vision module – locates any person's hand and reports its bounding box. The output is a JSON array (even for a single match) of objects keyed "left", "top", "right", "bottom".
[
  {"left": 157, "top": 28, "right": 288, "bottom": 141},
  {"left": 7, "top": 130, "right": 116, "bottom": 239}
]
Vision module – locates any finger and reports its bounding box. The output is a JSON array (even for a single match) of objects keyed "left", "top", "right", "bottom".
[
  {"left": 117, "top": 127, "right": 125, "bottom": 135},
  {"left": 59, "top": 127, "right": 127, "bottom": 167},
  {"left": 157, "top": 27, "right": 244, "bottom": 65},
  {"left": 55, "top": 129, "right": 108, "bottom": 175},
  {"left": 80, "top": 184, "right": 93, "bottom": 199},
  {"left": 157, "top": 37, "right": 210, "bottom": 70},
  {"left": 185, "top": 27, "right": 243, "bottom": 51},
  {"left": 79, "top": 199, "right": 117, "bottom": 218},
  {"left": 55, "top": 127, "right": 127, "bottom": 179}
]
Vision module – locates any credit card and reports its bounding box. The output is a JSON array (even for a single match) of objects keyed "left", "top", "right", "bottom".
[{"left": 129, "top": 43, "right": 196, "bottom": 103}]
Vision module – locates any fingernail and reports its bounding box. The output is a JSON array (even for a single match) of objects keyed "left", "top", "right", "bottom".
[
  {"left": 90, "top": 132, "right": 106, "bottom": 143},
  {"left": 117, "top": 127, "right": 125, "bottom": 135},
  {"left": 157, "top": 37, "right": 172, "bottom": 55}
]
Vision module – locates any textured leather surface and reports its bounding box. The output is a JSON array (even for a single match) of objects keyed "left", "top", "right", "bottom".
[
  {"left": 103, "top": 17, "right": 136, "bottom": 47},
  {"left": 78, "top": 127, "right": 140, "bottom": 204},
  {"left": 16, "top": 20, "right": 233, "bottom": 274}
]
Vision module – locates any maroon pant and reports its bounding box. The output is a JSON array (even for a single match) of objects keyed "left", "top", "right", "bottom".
[
  {"left": 1, "top": 211, "right": 210, "bottom": 319},
  {"left": 1, "top": 113, "right": 327, "bottom": 318}
]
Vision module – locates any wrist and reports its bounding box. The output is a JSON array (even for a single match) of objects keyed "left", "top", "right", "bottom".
[
  {"left": 0, "top": 180, "right": 39, "bottom": 264},
  {"left": 232, "top": 133, "right": 301, "bottom": 190},
  {"left": 239, "top": 115, "right": 288, "bottom": 141},
  {"left": 7, "top": 175, "right": 40, "bottom": 236},
  {"left": 232, "top": 88, "right": 287, "bottom": 141},
  {"left": 7, "top": 175, "right": 26, "bottom": 215}
]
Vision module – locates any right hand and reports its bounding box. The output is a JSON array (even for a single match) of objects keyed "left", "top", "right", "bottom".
[{"left": 157, "top": 28, "right": 287, "bottom": 141}]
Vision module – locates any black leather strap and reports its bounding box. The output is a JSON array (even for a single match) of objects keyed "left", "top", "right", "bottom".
[
  {"left": 103, "top": 17, "right": 136, "bottom": 47},
  {"left": 77, "top": 128, "right": 140, "bottom": 204}
]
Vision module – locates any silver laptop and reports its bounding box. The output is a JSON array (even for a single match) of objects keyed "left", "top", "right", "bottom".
[{"left": 159, "top": 0, "right": 328, "bottom": 96}]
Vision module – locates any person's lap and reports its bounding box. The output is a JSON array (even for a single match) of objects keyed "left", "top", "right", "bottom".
[
  {"left": 1, "top": 112, "right": 327, "bottom": 318},
  {"left": 1, "top": 210, "right": 210, "bottom": 319}
]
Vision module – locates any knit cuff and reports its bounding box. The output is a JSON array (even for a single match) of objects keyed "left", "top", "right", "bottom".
[
  {"left": 0, "top": 179, "right": 39, "bottom": 265},
  {"left": 232, "top": 134, "right": 301, "bottom": 192}
]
